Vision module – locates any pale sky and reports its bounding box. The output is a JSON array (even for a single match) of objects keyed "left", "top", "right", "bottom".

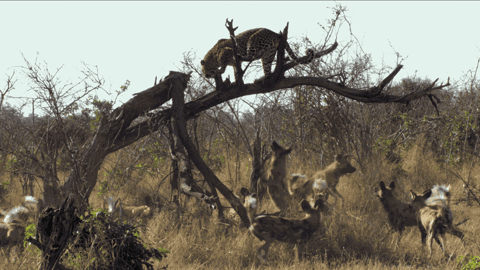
[{"left": 1, "top": 2, "right": 479, "bottom": 112}]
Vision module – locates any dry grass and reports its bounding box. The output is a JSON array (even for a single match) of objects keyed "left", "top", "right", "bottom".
[{"left": 0, "top": 146, "right": 479, "bottom": 269}]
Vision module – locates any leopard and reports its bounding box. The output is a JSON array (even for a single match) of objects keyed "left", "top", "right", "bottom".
[{"left": 201, "top": 28, "right": 315, "bottom": 79}]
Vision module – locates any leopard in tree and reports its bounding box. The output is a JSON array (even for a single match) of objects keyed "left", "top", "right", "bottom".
[{"left": 201, "top": 28, "right": 315, "bottom": 79}]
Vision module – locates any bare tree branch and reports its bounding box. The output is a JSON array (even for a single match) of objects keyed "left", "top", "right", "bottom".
[
  {"left": 0, "top": 71, "right": 16, "bottom": 111},
  {"left": 225, "top": 19, "right": 244, "bottom": 87},
  {"left": 169, "top": 71, "right": 250, "bottom": 225},
  {"left": 112, "top": 64, "right": 448, "bottom": 153}
]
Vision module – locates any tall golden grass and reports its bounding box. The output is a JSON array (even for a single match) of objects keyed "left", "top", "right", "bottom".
[{"left": 0, "top": 145, "right": 479, "bottom": 269}]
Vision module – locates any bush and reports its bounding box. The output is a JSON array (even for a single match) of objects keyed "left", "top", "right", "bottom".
[
  {"left": 458, "top": 255, "right": 480, "bottom": 270},
  {"left": 65, "top": 209, "right": 169, "bottom": 270}
]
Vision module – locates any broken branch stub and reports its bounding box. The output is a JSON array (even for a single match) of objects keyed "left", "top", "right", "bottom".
[{"left": 225, "top": 19, "right": 244, "bottom": 86}]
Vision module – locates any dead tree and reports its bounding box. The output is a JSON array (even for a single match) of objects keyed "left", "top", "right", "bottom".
[
  {"left": 249, "top": 130, "right": 271, "bottom": 200},
  {"left": 27, "top": 195, "right": 81, "bottom": 270},
  {"left": 168, "top": 117, "right": 220, "bottom": 214},
  {"left": 169, "top": 72, "right": 247, "bottom": 223},
  {"left": 0, "top": 17, "right": 449, "bottom": 230}
]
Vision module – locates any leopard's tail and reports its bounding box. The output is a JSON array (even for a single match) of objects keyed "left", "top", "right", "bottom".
[{"left": 285, "top": 42, "right": 315, "bottom": 64}]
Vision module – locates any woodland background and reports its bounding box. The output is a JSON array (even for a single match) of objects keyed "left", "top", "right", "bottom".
[{"left": 0, "top": 6, "right": 479, "bottom": 269}]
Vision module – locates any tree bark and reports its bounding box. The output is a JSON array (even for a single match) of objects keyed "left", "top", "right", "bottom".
[
  {"left": 169, "top": 72, "right": 250, "bottom": 225},
  {"left": 27, "top": 195, "right": 81, "bottom": 270},
  {"left": 61, "top": 73, "right": 180, "bottom": 209}
]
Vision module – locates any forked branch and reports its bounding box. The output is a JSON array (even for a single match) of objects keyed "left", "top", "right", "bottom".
[
  {"left": 169, "top": 71, "right": 250, "bottom": 225},
  {"left": 225, "top": 19, "right": 244, "bottom": 87}
]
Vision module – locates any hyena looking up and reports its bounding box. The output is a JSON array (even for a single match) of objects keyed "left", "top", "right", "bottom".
[
  {"left": 288, "top": 154, "right": 356, "bottom": 208},
  {"left": 240, "top": 188, "right": 325, "bottom": 264},
  {"left": 256, "top": 141, "right": 292, "bottom": 213},
  {"left": 410, "top": 187, "right": 465, "bottom": 257}
]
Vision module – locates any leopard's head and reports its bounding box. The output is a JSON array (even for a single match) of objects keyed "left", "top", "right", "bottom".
[
  {"left": 201, "top": 39, "right": 231, "bottom": 79},
  {"left": 201, "top": 58, "right": 217, "bottom": 79}
]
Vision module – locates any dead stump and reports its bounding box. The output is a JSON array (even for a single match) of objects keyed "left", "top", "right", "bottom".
[{"left": 27, "top": 195, "right": 81, "bottom": 270}]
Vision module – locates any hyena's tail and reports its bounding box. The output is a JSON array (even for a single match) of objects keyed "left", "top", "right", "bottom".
[
  {"left": 288, "top": 174, "right": 305, "bottom": 195},
  {"left": 240, "top": 188, "right": 258, "bottom": 226}
]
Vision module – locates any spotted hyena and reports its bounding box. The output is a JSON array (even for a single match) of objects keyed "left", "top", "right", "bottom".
[
  {"left": 0, "top": 196, "right": 41, "bottom": 260},
  {"left": 104, "top": 197, "right": 151, "bottom": 223},
  {"left": 410, "top": 186, "right": 465, "bottom": 257},
  {"left": 241, "top": 187, "right": 325, "bottom": 264},
  {"left": 289, "top": 154, "right": 356, "bottom": 208},
  {"left": 427, "top": 185, "right": 464, "bottom": 242},
  {"left": 374, "top": 181, "right": 418, "bottom": 247},
  {"left": 256, "top": 141, "right": 292, "bottom": 213},
  {"left": 431, "top": 185, "right": 451, "bottom": 205},
  {"left": 0, "top": 222, "right": 24, "bottom": 259},
  {"left": 180, "top": 182, "right": 218, "bottom": 210},
  {"left": 286, "top": 174, "right": 330, "bottom": 209}
]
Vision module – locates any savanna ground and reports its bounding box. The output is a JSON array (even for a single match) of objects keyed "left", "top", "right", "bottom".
[{"left": 1, "top": 141, "right": 479, "bottom": 270}]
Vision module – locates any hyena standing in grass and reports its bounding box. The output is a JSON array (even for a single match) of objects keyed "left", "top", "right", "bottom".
[
  {"left": 1, "top": 206, "right": 29, "bottom": 258},
  {"left": 240, "top": 187, "right": 325, "bottom": 264},
  {"left": 424, "top": 185, "right": 465, "bottom": 242},
  {"left": 288, "top": 154, "right": 356, "bottom": 209},
  {"left": 0, "top": 196, "right": 41, "bottom": 260},
  {"left": 0, "top": 222, "right": 25, "bottom": 259},
  {"left": 374, "top": 181, "right": 418, "bottom": 248},
  {"left": 287, "top": 174, "right": 330, "bottom": 208},
  {"left": 375, "top": 182, "right": 464, "bottom": 250},
  {"left": 256, "top": 141, "right": 292, "bottom": 214},
  {"left": 410, "top": 185, "right": 465, "bottom": 257}
]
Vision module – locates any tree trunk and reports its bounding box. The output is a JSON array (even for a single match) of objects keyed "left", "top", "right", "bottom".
[
  {"left": 28, "top": 195, "right": 81, "bottom": 270},
  {"left": 169, "top": 72, "right": 250, "bottom": 226}
]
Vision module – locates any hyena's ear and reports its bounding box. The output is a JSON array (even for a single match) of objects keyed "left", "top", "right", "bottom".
[
  {"left": 389, "top": 181, "right": 395, "bottom": 190},
  {"left": 421, "top": 189, "right": 432, "bottom": 199},
  {"left": 379, "top": 181, "right": 386, "bottom": 190},
  {"left": 313, "top": 199, "right": 325, "bottom": 211},
  {"left": 144, "top": 195, "right": 153, "bottom": 206},
  {"left": 301, "top": 200, "right": 312, "bottom": 211},
  {"left": 271, "top": 141, "right": 282, "bottom": 151},
  {"left": 114, "top": 199, "right": 122, "bottom": 209},
  {"left": 410, "top": 190, "right": 417, "bottom": 200},
  {"left": 240, "top": 187, "right": 251, "bottom": 197},
  {"left": 282, "top": 148, "right": 292, "bottom": 156}
]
